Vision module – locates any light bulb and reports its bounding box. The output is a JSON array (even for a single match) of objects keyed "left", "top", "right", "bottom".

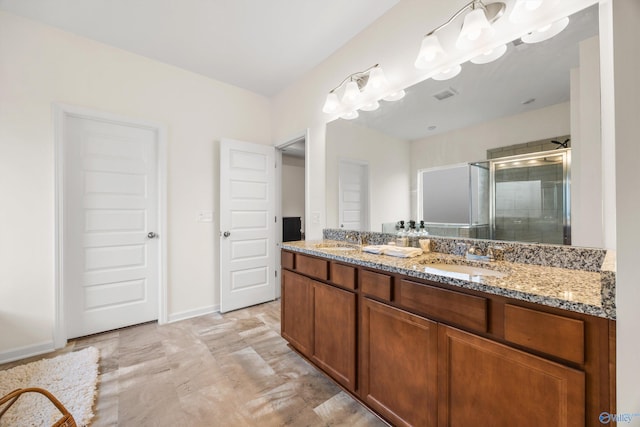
[
  {"left": 521, "top": 17, "right": 570, "bottom": 43},
  {"left": 457, "top": 8, "right": 494, "bottom": 50},
  {"left": 470, "top": 44, "right": 507, "bottom": 64},
  {"left": 432, "top": 64, "right": 462, "bottom": 81},
  {"left": 341, "top": 81, "right": 361, "bottom": 106},
  {"left": 383, "top": 90, "right": 406, "bottom": 102},
  {"left": 366, "top": 67, "right": 388, "bottom": 93},
  {"left": 322, "top": 92, "right": 340, "bottom": 114},
  {"left": 341, "top": 110, "right": 359, "bottom": 120},
  {"left": 360, "top": 101, "right": 380, "bottom": 112},
  {"left": 415, "top": 34, "right": 445, "bottom": 69}
]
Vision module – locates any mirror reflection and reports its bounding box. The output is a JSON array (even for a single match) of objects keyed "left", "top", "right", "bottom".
[{"left": 325, "top": 5, "right": 603, "bottom": 247}]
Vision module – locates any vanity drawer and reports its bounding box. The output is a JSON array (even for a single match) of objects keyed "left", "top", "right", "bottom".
[
  {"left": 397, "top": 280, "right": 488, "bottom": 333},
  {"left": 504, "top": 304, "right": 585, "bottom": 364},
  {"left": 295, "top": 254, "right": 329, "bottom": 281},
  {"left": 361, "top": 270, "right": 392, "bottom": 301},
  {"left": 331, "top": 263, "right": 357, "bottom": 290},
  {"left": 281, "top": 251, "right": 295, "bottom": 270}
]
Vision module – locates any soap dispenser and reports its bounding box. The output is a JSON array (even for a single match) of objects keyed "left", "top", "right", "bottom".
[
  {"left": 408, "top": 220, "right": 419, "bottom": 248},
  {"left": 396, "top": 221, "right": 408, "bottom": 247},
  {"left": 418, "top": 220, "right": 429, "bottom": 237}
]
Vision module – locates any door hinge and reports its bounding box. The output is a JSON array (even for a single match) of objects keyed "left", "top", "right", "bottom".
[
  {"left": 275, "top": 270, "right": 278, "bottom": 278},
  {"left": 275, "top": 216, "right": 277, "bottom": 223}
]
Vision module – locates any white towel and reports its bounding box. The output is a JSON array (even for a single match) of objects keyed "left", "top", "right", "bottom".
[
  {"left": 362, "top": 245, "right": 423, "bottom": 258},
  {"left": 384, "top": 247, "right": 423, "bottom": 258},
  {"left": 362, "top": 245, "right": 385, "bottom": 254}
]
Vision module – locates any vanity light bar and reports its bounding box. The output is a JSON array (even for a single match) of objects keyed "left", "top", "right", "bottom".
[
  {"left": 322, "top": 64, "right": 406, "bottom": 119},
  {"left": 413, "top": 0, "right": 570, "bottom": 81}
]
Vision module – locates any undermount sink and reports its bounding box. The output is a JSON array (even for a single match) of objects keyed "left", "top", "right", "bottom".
[
  {"left": 314, "top": 243, "right": 359, "bottom": 252},
  {"left": 422, "top": 262, "right": 508, "bottom": 279}
]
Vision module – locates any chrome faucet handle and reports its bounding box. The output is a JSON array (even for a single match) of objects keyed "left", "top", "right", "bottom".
[{"left": 467, "top": 245, "right": 484, "bottom": 256}]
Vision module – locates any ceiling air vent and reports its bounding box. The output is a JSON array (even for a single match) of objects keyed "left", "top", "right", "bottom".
[{"left": 432, "top": 87, "right": 458, "bottom": 101}]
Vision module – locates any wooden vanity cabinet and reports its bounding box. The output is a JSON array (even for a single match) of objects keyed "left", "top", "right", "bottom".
[
  {"left": 281, "top": 252, "right": 357, "bottom": 392},
  {"left": 280, "top": 250, "right": 613, "bottom": 427}
]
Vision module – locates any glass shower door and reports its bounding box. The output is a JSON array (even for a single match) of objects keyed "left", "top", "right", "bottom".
[{"left": 491, "top": 150, "right": 570, "bottom": 245}]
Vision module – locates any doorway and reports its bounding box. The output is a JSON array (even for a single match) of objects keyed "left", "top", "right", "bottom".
[{"left": 278, "top": 136, "right": 307, "bottom": 242}]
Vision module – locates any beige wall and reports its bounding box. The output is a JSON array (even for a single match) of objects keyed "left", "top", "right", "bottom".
[
  {"left": 611, "top": 0, "right": 640, "bottom": 415},
  {"left": 571, "top": 36, "right": 603, "bottom": 248},
  {"left": 0, "top": 11, "right": 271, "bottom": 358},
  {"left": 326, "top": 120, "right": 411, "bottom": 232}
]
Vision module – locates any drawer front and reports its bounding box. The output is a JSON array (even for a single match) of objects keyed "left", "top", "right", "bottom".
[
  {"left": 281, "top": 251, "right": 295, "bottom": 270},
  {"left": 295, "top": 254, "right": 329, "bottom": 281},
  {"left": 331, "top": 263, "right": 357, "bottom": 290},
  {"left": 361, "top": 270, "right": 393, "bottom": 301},
  {"left": 397, "top": 280, "right": 488, "bottom": 333},
  {"left": 504, "top": 304, "right": 585, "bottom": 364}
]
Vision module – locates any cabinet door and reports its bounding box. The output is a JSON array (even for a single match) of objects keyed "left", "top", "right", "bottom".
[
  {"left": 438, "top": 325, "right": 585, "bottom": 427},
  {"left": 361, "top": 298, "right": 438, "bottom": 427},
  {"left": 312, "top": 281, "right": 357, "bottom": 392},
  {"left": 281, "top": 270, "right": 313, "bottom": 357}
]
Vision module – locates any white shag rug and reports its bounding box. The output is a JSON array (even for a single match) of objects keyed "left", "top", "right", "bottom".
[{"left": 0, "top": 347, "right": 99, "bottom": 427}]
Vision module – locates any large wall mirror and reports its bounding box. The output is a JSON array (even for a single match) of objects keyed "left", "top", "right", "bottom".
[{"left": 326, "top": 4, "right": 607, "bottom": 247}]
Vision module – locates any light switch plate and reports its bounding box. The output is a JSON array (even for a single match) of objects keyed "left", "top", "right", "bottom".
[
  {"left": 312, "top": 211, "right": 321, "bottom": 224},
  {"left": 197, "top": 210, "right": 214, "bottom": 222}
]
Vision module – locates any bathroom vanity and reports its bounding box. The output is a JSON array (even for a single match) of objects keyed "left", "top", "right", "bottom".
[{"left": 280, "top": 232, "right": 615, "bottom": 427}]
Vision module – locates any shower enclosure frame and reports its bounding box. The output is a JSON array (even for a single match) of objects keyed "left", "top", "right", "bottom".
[{"left": 489, "top": 148, "right": 571, "bottom": 245}]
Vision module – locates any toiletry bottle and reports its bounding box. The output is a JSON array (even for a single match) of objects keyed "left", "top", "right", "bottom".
[
  {"left": 408, "top": 220, "right": 418, "bottom": 247},
  {"left": 419, "top": 220, "right": 429, "bottom": 237},
  {"left": 396, "top": 221, "right": 408, "bottom": 247}
]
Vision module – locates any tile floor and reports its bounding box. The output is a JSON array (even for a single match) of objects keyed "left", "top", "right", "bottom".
[{"left": 0, "top": 300, "right": 387, "bottom": 426}]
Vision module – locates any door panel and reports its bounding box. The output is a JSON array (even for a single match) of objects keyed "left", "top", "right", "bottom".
[
  {"left": 438, "top": 325, "right": 585, "bottom": 427},
  {"left": 338, "top": 160, "right": 369, "bottom": 230},
  {"left": 64, "top": 115, "right": 159, "bottom": 338},
  {"left": 312, "top": 282, "right": 357, "bottom": 392},
  {"left": 361, "top": 298, "right": 438, "bottom": 427},
  {"left": 220, "top": 139, "right": 276, "bottom": 312}
]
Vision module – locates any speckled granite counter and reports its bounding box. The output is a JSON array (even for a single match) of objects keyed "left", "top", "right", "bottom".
[{"left": 281, "top": 239, "right": 616, "bottom": 320}]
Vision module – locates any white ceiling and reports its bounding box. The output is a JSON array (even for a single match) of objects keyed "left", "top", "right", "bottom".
[{"left": 0, "top": 0, "right": 400, "bottom": 96}]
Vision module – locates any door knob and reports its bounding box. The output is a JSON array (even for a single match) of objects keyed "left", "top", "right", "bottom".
[
  {"left": 223, "top": 231, "right": 231, "bottom": 237},
  {"left": 147, "top": 232, "right": 157, "bottom": 239}
]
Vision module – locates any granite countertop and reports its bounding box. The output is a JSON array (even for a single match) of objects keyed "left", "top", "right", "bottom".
[{"left": 281, "top": 240, "right": 615, "bottom": 320}]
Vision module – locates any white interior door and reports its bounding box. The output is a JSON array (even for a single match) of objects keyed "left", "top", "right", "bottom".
[
  {"left": 220, "top": 139, "right": 276, "bottom": 313},
  {"left": 63, "top": 114, "right": 160, "bottom": 338},
  {"left": 339, "top": 159, "right": 369, "bottom": 230}
]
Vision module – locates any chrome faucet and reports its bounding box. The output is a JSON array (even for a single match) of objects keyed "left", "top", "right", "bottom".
[{"left": 345, "top": 232, "right": 362, "bottom": 246}]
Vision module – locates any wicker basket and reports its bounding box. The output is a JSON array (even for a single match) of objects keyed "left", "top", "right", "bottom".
[{"left": 0, "top": 387, "right": 77, "bottom": 427}]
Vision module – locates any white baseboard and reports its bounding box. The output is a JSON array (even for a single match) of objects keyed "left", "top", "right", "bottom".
[
  {"left": 167, "top": 305, "right": 219, "bottom": 323},
  {"left": 0, "top": 340, "right": 56, "bottom": 365}
]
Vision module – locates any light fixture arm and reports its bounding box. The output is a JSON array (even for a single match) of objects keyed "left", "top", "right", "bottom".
[
  {"left": 328, "top": 64, "right": 379, "bottom": 94},
  {"left": 424, "top": 0, "right": 505, "bottom": 37}
]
